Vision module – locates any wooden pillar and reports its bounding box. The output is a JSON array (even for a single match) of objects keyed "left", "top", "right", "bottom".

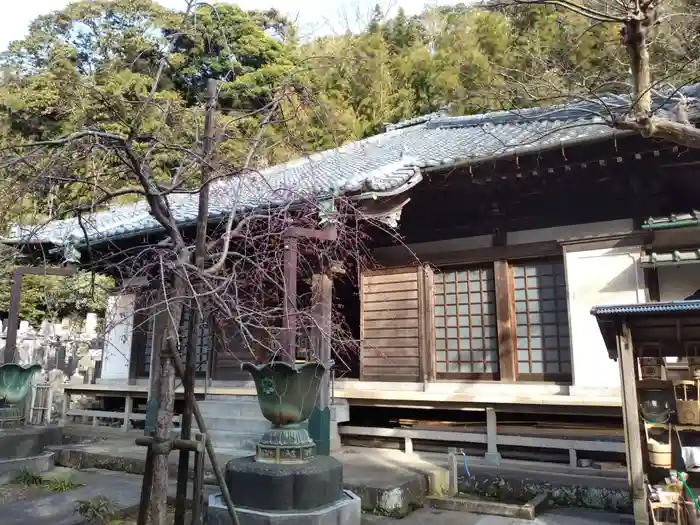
[
  {"left": 494, "top": 261, "right": 517, "bottom": 381},
  {"left": 308, "top": 272, "right": 333, "bottom": 455},
  {"left": 618, "top": 320, "right": 648, "bottom": 525}
]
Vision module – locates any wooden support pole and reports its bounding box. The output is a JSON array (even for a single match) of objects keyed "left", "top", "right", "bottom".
[
  {"left": 618, "top": 321, "right": 648, "bottom": 525},
  {"left": 191, "top": 432, "right": 206, "bottom": 525},
  {"left": 166, "top": 338, "right": 240, "bottom": 525},
  {"left": 137, "top": 445, "right": 156, "bottom": 525},
  {"left": 5, "top": 266, "right": 76, "bottom": 363},
  {"left": 135, "top": 436, "right": 202, "bottom": 453},
  {"left": 282, "top": 237, "right": 299, "bottom": 363}
]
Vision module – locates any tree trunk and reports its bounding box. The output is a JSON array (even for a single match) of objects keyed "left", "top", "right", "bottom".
[{"left": 149, "top": 283, "right": 185, "bottom": 525}]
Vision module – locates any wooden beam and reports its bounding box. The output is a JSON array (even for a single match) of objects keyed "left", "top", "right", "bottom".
[
  {"left": 494, "top": 261, "right": 516, "bottom": 382},
  {"left": 422, "top": 266, "right": 437, "bottom": 382},
  {"left": 5, "top": 265, "right": 76, "bottom": 363},
  {"left": 311, "top": 272, "right": 333, "bottom": 408},
  {"left": 376, "top": 240, "right": 560, "bottom": 268},
  {"left": 618, "top": 321, "right": 648, "bottom": 525},
  {"left": 309, "top": 271, "right": 333, "bottom": 456}
]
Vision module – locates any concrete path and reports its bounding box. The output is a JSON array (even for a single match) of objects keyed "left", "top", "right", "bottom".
[
  {"left": 0, "top": 469, "right": 214, "bottom": 525},
  {"left": 2, "top": 470, "right": 141, "bottom": 525},
  {"left": 0, "top": 467, "right": 633, "bottom": 525},
  {"left": 363, "top": 507, "right": 633, "bottom": 525}
]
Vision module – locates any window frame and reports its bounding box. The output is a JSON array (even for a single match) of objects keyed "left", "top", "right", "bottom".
[
  {"left": 510, "top": 258, "right": 572, "bottom": 383},
  {"left": 433, "top": 265, "right": 500, "bottom": 380},
  {"left": 430, "top": 256, "right": 573, "bottom": 384}
]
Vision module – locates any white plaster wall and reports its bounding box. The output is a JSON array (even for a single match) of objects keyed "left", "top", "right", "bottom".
[
  {"left": 374, "top": 219, "right": 635, "bottom": 264},
  {"left": 101, "top": 293, "right": 135, "bottom": 380},
  {"left": 564, "top": 246, "right": 645, "bottom": 396},
  {"left": 658, "top": 265, "right": 700, "bottom": 301}
]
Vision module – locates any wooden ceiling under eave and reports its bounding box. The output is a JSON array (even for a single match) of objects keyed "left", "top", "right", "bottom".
[{"left": 392, "top": 134, "right": 700, "bottom": 244}]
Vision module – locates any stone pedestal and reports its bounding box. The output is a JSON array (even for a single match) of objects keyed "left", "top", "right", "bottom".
[
  {"left": 205, "top": 455, "right": 361, "bottom": 525},
  {"left": 225, "top": 455, "right": 343, "bottom": 511}
]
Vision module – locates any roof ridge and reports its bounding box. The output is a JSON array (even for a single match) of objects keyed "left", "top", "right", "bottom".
[{"left": 410, "top": 83, "right": 700, "bottom": 131}]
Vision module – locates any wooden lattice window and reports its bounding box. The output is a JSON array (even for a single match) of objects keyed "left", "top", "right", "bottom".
[
  {"left": 434, "top": 267, "right": 498, "bottom": 378},
  {"left": 512, "top": 260, "right": 571, "bottom": 380}
]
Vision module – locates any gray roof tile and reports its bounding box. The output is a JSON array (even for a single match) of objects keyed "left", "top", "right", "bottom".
[
  {"left": 591, "top": 300, "right": 700, "bottom": 316},
  {"left": 10, "top": 84, "right": 700, "bottom": 248}
]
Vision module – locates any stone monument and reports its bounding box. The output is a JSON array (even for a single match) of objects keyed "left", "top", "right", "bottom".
[{"left": 206, "top": 360, "right": 361, "bottom": 525}]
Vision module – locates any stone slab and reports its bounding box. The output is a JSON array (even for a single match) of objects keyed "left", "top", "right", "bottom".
[
  {"left": 361, "top": 507, "right": 634, "bottom": 525},
  {"left": 0, "top": 425, "right": 62, "bottom": 459},
  {"left": 427, "top": 492, "right": 550, "bottom": 520},
  {"left": 0, "top": 452, "right": 55, "bottom": 484},
  {"left": 205, "top": 489, "right": 361, "bottom": 525},
  {"left": 225, "top": 455, "right": 343, "bottom": 511}
]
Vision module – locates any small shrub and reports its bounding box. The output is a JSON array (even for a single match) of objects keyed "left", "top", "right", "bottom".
[
  {"left": 44, "top": 475, "right": 82, "bottom": 492},
  {"left": 75, "top": 495, "right": 115, "bottom": 525},
  {"left": 13, "top": 469, "right": 44, "bottom": 486}
]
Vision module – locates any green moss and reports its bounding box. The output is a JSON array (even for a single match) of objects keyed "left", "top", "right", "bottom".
[{"left": 458, "top": 475, "right": 631, "bottom": 514}]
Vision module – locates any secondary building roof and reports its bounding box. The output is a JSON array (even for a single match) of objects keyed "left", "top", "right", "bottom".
[{"left": 8, "top": 84, "right": 700, "bottom": 250}]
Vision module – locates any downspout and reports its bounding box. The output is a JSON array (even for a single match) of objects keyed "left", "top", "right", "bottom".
[{"left": 626, "top": 252, "right": 643, "bottom": 303}]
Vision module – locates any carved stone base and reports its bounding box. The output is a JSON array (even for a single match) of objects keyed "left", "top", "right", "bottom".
[{"left": 256, "top": 425, "right": 316, "bottom": 464}]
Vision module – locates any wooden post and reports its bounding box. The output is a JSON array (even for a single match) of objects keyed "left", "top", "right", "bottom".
[
  {"left": 61, "top": 390, "right": 70, "bottom": 425},
  {"left": 308, "top": 272, "right": 333, "bottom": 455},
  {"left": 618, "top": 321, "right": 648, "bottom": 525},
  {"left": 191, "top": 432, "right": 206, "bottom": 525},
  {"left": 494, "top": 261, "right": 517, "bottom": 381},
  {"left": 46, "top": 388, "right": 54, "bottom": 425},
  {"left": 282, "top": 237, "right": 299, "bottom": 363},
  {"left": 420, "top": 265, "right": 436, "bottom": 383},
  {"left": 166, "top": 340, "right": 240, "bottom": 525},
  {"left": 137, "top": 445, "right": 155, "bottom": 525},
  {"left": 28, "top": 383, "right": 37, "bottom": 425},
  {"left": 5, "top": 267, "right": 76, "bottom": 363}
]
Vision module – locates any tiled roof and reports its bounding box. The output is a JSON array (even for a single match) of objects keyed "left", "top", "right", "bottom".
[
  {"left": 643, "top": 211, "right": 700, "bottom": 230},
  {"left": 640, "top": 249, "right": 700, "bottom": 267},
  {"left": 9, "top": 84, "right": 700, "bottom": 249},
  {"left": 591, "top": 300, "right": 700, "bottom": 316}
]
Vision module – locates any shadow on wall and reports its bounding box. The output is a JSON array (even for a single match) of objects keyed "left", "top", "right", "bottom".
[{"left": 597, "top": 259, "right": 644, "bottom": 297}]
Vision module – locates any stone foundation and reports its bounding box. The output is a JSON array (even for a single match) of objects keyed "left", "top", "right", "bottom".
[{"left": 205, "top": 490, "right": 362, "bottom": 525}]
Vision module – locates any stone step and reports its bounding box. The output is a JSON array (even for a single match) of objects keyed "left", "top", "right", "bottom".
[
  {"left": 198, "top": 401, "right": 265, "bottom": 419},
  {"left": 203, "top": 395, "right": 259, "bottom": 403},
  {"left": 199, "top": 397, "right": 350, "bottom": 423},
  {"left": 207, "top": 430, "right": 261, "bottom": 451},
  {"left": 206, "top": 447, "right": 252, "bottom": 460},
  {"left": 203, "top": 416, "right": 270, "bottom": 434}
]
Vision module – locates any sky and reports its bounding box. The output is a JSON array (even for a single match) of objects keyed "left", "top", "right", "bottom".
[{"left": 0, "top": 0, "right": 461, "bottom": 51}]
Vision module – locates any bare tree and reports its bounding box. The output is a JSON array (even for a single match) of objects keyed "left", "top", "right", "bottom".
[
  {"left": 0, "top": 6, "right": 383, "bottom": 525},
  {"left": 491, "top": 0, "right": 700, "bottom": 148}
]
